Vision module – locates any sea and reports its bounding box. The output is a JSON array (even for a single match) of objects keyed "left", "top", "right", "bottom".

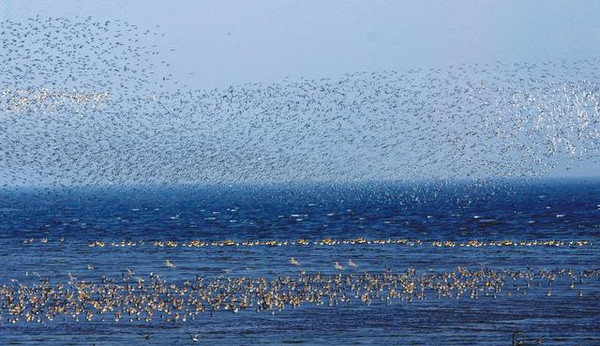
[{"left": 0, "top": 178, "right": 598, "bottom": 345}]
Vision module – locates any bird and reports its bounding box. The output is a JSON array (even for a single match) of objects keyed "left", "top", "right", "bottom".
[
  {"left": 165, "top": 260, "right": 176, "bottom": 268},
  {"left": 348, "top": 259, "right": 358, "bottom": 268},
  {"left": 187, "top": 332, "right": 199, "bottom": 342},
  {"left": 289, "top": 257, "right": 300, "bottom": 266},
  {"left": 334, "top": 262, "right": 344, "bottom": 271}
]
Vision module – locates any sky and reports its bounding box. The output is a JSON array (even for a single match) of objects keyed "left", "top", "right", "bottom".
[
  {"left": 1, "top": 0, "right": 599, "bottom": 181},
  {"left": 3, "top": 0, "right": 600, "bottom": 90}
]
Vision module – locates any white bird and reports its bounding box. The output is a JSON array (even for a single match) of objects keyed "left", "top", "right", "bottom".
[
  {"left": 289, "top": 257, "right": 300, "bottom": 266},
  {"left": 187, "top": 332, "right": 199, "bottom": 342},
  {"left": 165, "top": 259, "right": 176, "bottom": 268},
  {"left": 334, "top": 262, "right": 344, "bottom": 270},
  {"left": 348, "top": 259, "right": 358, "bottom": 268}
]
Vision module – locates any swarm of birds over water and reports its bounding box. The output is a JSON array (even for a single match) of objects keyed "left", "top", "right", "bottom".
[
  {"left": 0, "top": 267, "right": 597, "bottom": 324},
  {"left": 0, "top": 18, "right": 599, "bottom": 345},
  {"left": 0, "top": 16, "right": 599, "bottom": 188}
]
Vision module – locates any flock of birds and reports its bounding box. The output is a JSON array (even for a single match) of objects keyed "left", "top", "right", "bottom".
[
  {"left": 0, "top": 16, "right": 599, "bottom": 187},
  {"left": 0, "top": 16, "right": 598, "bottom": 346},
  {"left": 0, "top": 16, "right": 598, "bottom": 343},
  {"left": 0, "top": 267, "right": 596, "bottom": 325},
  {"left": 76, "top": 238, "right": 592, "bottom": 249}
]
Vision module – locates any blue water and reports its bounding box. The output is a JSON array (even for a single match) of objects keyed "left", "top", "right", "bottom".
[{"left": 0, "top": 179, "right": 599, "bottom": 345}]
